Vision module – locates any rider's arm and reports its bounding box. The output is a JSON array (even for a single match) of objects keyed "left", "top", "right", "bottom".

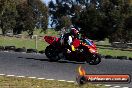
[{"left": 78, "top": 33, "right": 82, "bottom": 39}]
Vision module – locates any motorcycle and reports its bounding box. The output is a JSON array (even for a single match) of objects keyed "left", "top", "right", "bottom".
[{"left": 43, "top": 34, "right": 101, "bottom": 65}]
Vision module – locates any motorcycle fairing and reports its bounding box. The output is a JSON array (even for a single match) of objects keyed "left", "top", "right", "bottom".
[{"left": 44, "top": 36, "right": 59, "bottom": 44}]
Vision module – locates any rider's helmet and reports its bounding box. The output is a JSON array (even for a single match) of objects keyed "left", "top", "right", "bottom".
[{"left": 71, "top": 27, "right": 79, "bottom": 36}]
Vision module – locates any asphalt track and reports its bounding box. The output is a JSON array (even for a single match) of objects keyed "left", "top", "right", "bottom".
[{"left": 0, "top": 52, "right": 131, "bottom": 88}]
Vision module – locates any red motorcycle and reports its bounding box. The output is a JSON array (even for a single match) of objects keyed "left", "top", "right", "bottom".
[{"left": 43, "top": 35, "right": 101, "bottom": 65}]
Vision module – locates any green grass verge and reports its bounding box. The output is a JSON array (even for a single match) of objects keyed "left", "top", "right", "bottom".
[
  {"left": 0, "top": 29, "right": 59, "bottom": 51},
  {"left": 96, "top": 39, "right": 132, "bottom": 58},
  {"left": 98, "top": 48, "right": 132, "bottom": 58},
  {"left": 0, "top": 36, "right": 48, "bottom": 51},
  {"left": 22, "top": 29, "right": 59, "bottom": 37},
  {"left": 0, "top": 76, "right": 105, "bottom": 88}
]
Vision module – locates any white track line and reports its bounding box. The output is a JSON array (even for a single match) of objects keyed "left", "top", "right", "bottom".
[
  {"left": 113, "top": 86, "right": 121, "bottom": 87},
  {"left": 37, "top": 78, "right": 45, "bottom": 80},
  {"left": 96, "top": 84, "right": 103, "bottom": 86},
  {"left": 7, "top": 75, "right": 15, "bottom": 77},
  {"left": 67, "top": 81, "right": 75, "bottom": 83},
  {"left": 46, "top": 79, "right": 55, "bottom": 81},
  {"left": 16, "top": 76, "right": 25, "bottom": 78},
  {"left": 104, "top": 85, "right": 112, "bottom": 87},
  {"left": 58, "top": 80, "right": 66, "bottom": 82},
  {"left": 28, "top": 77, "right": 37, "bottom": 79},
  {"left": 0, "top": 74, "right": 5, "bottom": 76}
]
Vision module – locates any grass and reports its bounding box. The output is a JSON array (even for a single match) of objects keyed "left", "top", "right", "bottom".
[
  {"left": 0, "top": 76, "right": 105, "bottom": 88},
  {"left": 0, "top": 29, "right": 59, "bottom": 51},
  {"left": 22, "top": 29, "right": 59, "bottom": 37},
  {"left": 0, "top": 36, "right": 48, "bottom": 51},
  {"left": 98, "top": 48, "right": 132, "bottom": 57},
  {"left": 96, "top": 39, "right": 132, "bottom": 57}
]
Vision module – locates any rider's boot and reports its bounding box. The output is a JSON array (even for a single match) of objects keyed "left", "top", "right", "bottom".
[
  {"left": 71, "top": 45, "right": 76, "bottom": 51},
  {"left": 67, "top": 49, "right": 71, "bottom": 53}
]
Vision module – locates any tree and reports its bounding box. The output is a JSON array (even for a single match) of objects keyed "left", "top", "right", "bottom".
[
  {"left": 124, "top": 16, "right": 132, "bottom": 42},
  {"left": 48, "top": 0, "right": 109, "bottom": 40},
  {"left": 97, "top": 0, "right": 132, "bottom": 42},
  {"left": 79, "top": 6, "right": 105, "bottom": 40},
  {"left": 31, "top": 0, "right": 48, "bottom": 32},
  {"left": 49, "top": 0, "right": 132, "bottom": 41},
  {"left": 14, "top": 0, "right": 48, "bottom": 35},
  {"left": 0, "top": 0, "right": 17, "bottom": 35},
  {"left": 58, "top": 16, "right": 72, "bottom": 30},
  {"left": 14, "top": 0, "right": 36, "bottom": 35},
  {"left": 48, "top": 0, "right": 87, "bottom": 30}
]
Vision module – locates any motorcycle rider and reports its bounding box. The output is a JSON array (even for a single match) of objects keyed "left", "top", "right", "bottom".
[{"left": 60, "top": 26, "right": 81, "bottom": 53}]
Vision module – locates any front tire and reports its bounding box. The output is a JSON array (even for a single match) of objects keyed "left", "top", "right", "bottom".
[
  {"left": 45, "top": 45, "right": 60, "bottom": 62},
  {"left": 88, "top": 54, "right": 101, "bottom": 65}
]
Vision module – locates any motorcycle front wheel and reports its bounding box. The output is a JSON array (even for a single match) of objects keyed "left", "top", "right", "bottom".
[{"left": 88, "top": 54, "right": 101, "bottom": 65}]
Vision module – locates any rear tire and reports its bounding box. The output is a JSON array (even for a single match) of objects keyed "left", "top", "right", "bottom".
[{"left": 45, "top": 45, "right": 60, "bottom": 62}]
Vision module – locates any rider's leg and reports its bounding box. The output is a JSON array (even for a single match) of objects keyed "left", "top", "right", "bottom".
[
  {"left": 68, "top": 36, "right": 72, "bottom": 45},
  {"left": 68, "top": 36, "right": 75, "bottom": 51}
]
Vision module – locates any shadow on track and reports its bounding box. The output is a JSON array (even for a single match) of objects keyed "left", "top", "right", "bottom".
[{"left": 20, "top": 57, "right": 85, "bottom": 64}]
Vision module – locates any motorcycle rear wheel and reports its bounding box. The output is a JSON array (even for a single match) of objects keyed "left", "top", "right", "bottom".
[{"left": 45, "top": 45, "right": 60, "bottom": 62}]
